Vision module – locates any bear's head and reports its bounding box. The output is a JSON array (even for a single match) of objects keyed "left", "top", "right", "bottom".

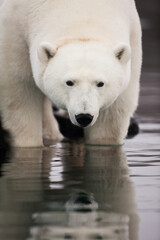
[{"left": 34, "top": 40, "right": 131, "bottom": 128}]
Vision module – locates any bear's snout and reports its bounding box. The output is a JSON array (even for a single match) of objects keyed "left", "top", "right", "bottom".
[{"left": 75, "top": 113, "right": 93, "bottom": 127}]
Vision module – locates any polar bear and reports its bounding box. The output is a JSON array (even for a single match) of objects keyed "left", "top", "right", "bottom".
[{"left": 0, "top": 0, "right": 142, "bottom": 147}]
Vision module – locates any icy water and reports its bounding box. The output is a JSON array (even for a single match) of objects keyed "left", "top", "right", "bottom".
[
  {"left": 0, "top": 117, "right": 160, "bottom": 240},
  {"left": 0, "top": 10, "right": 160, "bottom": 240}
]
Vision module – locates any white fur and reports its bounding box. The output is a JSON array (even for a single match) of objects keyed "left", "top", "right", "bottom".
[
  {"left": 0, "top": 0, "right": 142, "bottom": 147},
  {"left": 43, "top": 97, "right": 63, "bottom": 141}
]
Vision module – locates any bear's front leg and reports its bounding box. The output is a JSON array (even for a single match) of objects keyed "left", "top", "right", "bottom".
[
  {"left": 84, "top": 106, "right": 130, "bottom": 146},
  {"left": 42, "top": 97, "right": 63, "bottom": 144},
  {"left": 1, "top": 85, "right": 44, "bottom": 147}
]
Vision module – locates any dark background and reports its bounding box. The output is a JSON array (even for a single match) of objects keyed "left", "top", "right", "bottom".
[
  {"left": 136, "top": 0, "right": 160, "bottom": 19},
  {"left": 135, "top": 0, "right": 160, "bottom": 71}
]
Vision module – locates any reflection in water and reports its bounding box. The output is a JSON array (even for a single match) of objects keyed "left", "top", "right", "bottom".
[{"left": 0, "top": 143, "right": 139, "bottom": 240}]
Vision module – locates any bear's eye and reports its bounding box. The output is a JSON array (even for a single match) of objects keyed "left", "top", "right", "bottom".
[
  {"left": 66, "top": 80, "right": 74, "bottom": 87},
  {"left": 97, "top": 82, "right": 104, "bottom": 87}
]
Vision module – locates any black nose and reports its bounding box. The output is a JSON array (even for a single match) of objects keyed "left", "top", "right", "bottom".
[{"left": 75, "top": 114, "right": 93, "bottom": 127}]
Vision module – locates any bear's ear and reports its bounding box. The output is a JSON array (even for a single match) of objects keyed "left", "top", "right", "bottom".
[
  {"left": 38, "top": 42, "right": 57, "bottom": 62},
  {"left": 114, "top": 43, "right": 131, "bottom": 64}
]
